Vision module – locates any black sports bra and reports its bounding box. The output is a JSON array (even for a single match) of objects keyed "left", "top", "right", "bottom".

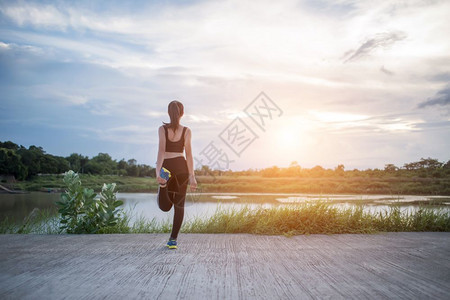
[{"left": 163, "top": 125, "right": 187, "bottom": 153}]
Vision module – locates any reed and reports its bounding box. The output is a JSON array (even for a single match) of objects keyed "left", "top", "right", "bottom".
[
  {"left": 0, "top": 207, "right": 60, "bottom": 234},
  {"left": 1, "top": 202, "right": 448, "bottom": 235},
  {"left": 180, "top": 203, "right": 449, "bottom": 235}
]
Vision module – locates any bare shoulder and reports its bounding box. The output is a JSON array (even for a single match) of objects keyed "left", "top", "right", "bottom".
[{"left": 158, "top": 125, "right": 165, "bottom": 134}]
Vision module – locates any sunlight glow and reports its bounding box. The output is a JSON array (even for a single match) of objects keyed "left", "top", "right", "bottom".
[
  {"left": 277, "top": 127, "right": 301, "bottom": 150},
  {"left": 309, "top": 110, "right": 369, "bottom": 123}
]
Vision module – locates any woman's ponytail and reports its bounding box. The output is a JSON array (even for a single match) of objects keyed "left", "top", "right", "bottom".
[{"left": 163, "top": 100, "right": 184, "bottom": 133}]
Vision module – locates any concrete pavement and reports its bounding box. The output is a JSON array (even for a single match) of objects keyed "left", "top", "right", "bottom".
[{"left": 0, "top": 233, "right": 449, "bottom": 299}]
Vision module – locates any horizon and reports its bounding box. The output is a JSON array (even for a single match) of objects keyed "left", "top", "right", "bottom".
[
  {"left": 1, "top": 0, "right": 449, "bottom": 171},
  {"left": 1, "top": 138, "right": 446, "bottom": 172}
]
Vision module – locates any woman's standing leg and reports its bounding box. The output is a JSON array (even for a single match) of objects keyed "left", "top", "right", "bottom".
[
  {"left": 170, "top": 172, "right": 189, "bottom": 240},
  {"left": 159, "top": 157, "right": 189, "bottom": 246}
]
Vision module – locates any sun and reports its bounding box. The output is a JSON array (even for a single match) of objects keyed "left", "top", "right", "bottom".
[{"left": 277, "top": 127, "right": 300, "bottom": 149}]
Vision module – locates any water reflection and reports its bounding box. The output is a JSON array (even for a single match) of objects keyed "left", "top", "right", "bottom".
[
  {"left": 1, "top": 192, "right": 448, "bottom": 224},
  {"left": 0, "top": 192, "right": 60, "bottom": 222}
]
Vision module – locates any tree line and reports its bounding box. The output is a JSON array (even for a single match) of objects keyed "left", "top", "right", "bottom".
[
  {"left": 197, "top": 158, "right": 450, "bottom": 178},
  {"left": 0, "top": 141, "right": 155, "bottom": 180},
  {"left": 1, "top": 140, "right": 449, "bottom": 181}
]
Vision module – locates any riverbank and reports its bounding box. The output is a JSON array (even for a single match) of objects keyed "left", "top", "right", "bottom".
[
  {"left": 1, "top": 232, "right": 449, "bottom": 299},
  {"left": 0, "top": 184, "right": 28, "bottom": 194},
  {"left": 2, "top": 202, "right": 449, "bottom": 234},
  {"left": 9, "top": 174, "right": 450, "bottom": 195}
]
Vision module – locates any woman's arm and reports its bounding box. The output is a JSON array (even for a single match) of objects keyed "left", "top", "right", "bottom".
[
  {"left": 155, "top": 126, "right": 167, "bottom": 184},
  {"left": 184, "top": 127, "right": 197, "bottom": 191}
]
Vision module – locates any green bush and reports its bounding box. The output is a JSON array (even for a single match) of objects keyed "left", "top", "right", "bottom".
[{"left": 55, "top": 170, "right": 124, "bottom": 233}]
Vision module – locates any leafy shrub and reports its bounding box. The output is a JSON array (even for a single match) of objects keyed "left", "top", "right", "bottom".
[{"left": 55, "top": 170, "right": 124, "bottom": 233}]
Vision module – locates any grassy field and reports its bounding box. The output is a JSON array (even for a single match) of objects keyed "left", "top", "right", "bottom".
[
  {"left": 11, "top": 174, "right": 159, "bottom": 193},
  {"left": 1, "top": 202, "right": 449, "bottom": 235},
  {"left": 8, "top": 174, "right": 450, "bottom": 195}
]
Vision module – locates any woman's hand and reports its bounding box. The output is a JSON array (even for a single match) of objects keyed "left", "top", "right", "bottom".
[
  {"left": 189, "top": 174, "right": 197, "bottom": 192},
  {"left": 157, "top": 175, "right": 167, "bottom": 185}
]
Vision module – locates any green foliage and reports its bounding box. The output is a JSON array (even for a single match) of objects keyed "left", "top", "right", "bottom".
[
  {"left": 0, "top": 148, "right": 27, "bottom": 179},
  {"left": 85, "top": 153, "right": 116, "bottom": 175},
  {"left": 384, "top": 164, "right": 398, "bottom": 172},
  {"left": 17, "top": 145, "right": 45, "bottom": 176},
  {"left": 54, "top": 170, "right": 124, "bottom": 233},
  {"left": 66, "top": 153, "right": 89, "bottom": 173},
  {"left": 0, "top": 140, "right": 155, "bottom": 178},
  {"left": 1, "top": 139, "right": 448, "bottom": 195},
  {"left": 0, "top": 141, "right": 20, "bottom": 150},
  {"left": 14, "top": 174, "right": 158, "bottom": 192}
]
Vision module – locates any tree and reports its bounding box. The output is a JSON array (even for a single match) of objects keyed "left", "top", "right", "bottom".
[
  {"left": 80, "top": 156, "right": 89, "bottom": 174},
  {"left": 0, "top": 148, "right": 27, "bottom": 179},
  {"left": 0, "top": 141, "right": 19, "bottom": 150},
  {"left": 260, "top": 166, "right": 280, "bottom": 177},
  {"left": 17, "top": 145, "right": 45, "bottom": 176},
  {"left": 418, "top": 157, "right": 442, "bottom": 169},
  {"left": 55, "top": 156, "right": 70, "bottom": 173},
  {"left": 289, "top": 161, "right": 299, "bottom": 168},
  {"left": 310, "top": 165, "right": 325, "bottom": 177},
  {"left": 126, "top": 164, "right": 139, "bottom": 177},
  {"left": 118, "top": 159, "right": 128, "bottom": 171},
  {"left": 287, "top": 161, "right": 301, "bottom": 177},
  {"left": 403, "top": 162, "right": 419, "bottom": 170},
  {"left": 87, "top": 153, "right": 117, "bottom": 175},
  {"left": 40, "top": 155, "right": 59, "bottom": 174},
  {"left": 195, "top": 164, "right": 212, "bottom": 176},
  {"left": 66, "top": 153, "right": 88, "bottom": 173},
  {"left": 384, "top": 164, "right": 398, "bottom": 172},
  {"left": 137, "top": 164, "right": 154, "bottom": 177},
  {"left": 335, "top": 164, "right": 345, "bottom": 175},
  {"left": 443, "top": 160, "right": 450, "bottom": 169},
  {"left": 84, "top": 161, "right": 103, "bottom": 175},
  {"left": 403, "top": 158, "right": 443, "bottom": 170}
]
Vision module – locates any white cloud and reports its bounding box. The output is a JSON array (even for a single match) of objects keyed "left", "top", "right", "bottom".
[
  {"left": 142, "top": 110, "right": 167, "bottom": 118},
  {"left": 2, "top": 0, "right": 449, "bottom": 88},
  {"left": 0, "top": 3, "right": 67, "bottom": 29},
  {"left": 1, "top": 0, "right": 449, "bottom": 168},
  {"left": 0, "top": 41, "right": 10, "bottom": 49},
  {"left": 0, "top": 40, "right": 44, "bottom": 55},
  {"left": 309, "top": 110, "right": 369, "bottom": 122}
]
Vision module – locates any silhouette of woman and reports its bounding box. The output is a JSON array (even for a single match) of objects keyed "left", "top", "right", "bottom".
[{"left": 156, "top": 100, "right": 197, "bottom": 249}]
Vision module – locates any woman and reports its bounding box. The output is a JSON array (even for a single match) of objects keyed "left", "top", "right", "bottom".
[{"left": 156, "top": 100, "right": 197, "bottom": 249}]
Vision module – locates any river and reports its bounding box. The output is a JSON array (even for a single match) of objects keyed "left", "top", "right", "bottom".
[{"left": 1, "top": 192, "right": 449, "bottom": 224}]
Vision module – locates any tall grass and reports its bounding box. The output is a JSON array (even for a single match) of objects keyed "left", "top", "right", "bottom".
[
  {"left": 181, "top": 203, "right": 449, "bottom": 235},
  {"left": 97, "top": 204, "right": 173, "bottom": 234},
  {"left": 1, "top": 202, "right": 449, "bottom": 235},
  {"left": 0, "top": 207, "right": 60, "bottom": 234}
]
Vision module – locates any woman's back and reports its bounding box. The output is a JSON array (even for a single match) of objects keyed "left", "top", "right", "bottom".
[
  {"left": 164, "top": 125, "right": 186, "bottom": 142},
  {"left": 162, "top": 125, "right": 187, "bottom": 158}
]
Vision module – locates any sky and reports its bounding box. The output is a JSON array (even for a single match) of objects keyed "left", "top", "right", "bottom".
[{"left": 0, "top": 0, "right": 449, "bottom": 171}]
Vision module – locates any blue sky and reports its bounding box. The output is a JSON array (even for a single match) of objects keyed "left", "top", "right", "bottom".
[{"left": 1, "top": 0, "right": 449, "bottom": 170}]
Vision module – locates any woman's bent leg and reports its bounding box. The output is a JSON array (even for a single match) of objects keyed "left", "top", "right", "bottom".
[{"left": 158, "top": 186, "right": 172, "bottom": 212}]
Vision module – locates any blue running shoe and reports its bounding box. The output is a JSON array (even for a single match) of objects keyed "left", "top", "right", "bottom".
[{"left": 166, "top": 239, "right": 177, "bottom": 249}]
